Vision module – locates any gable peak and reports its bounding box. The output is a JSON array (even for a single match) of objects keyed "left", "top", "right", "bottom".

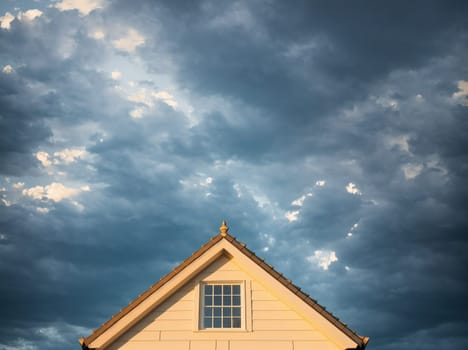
[{"left": 219, "top": 220, "right": 229, "bottom": 236}]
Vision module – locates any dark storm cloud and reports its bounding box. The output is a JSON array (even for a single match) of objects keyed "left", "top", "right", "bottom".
[
  {"left": 0, "top": 1, "right": 467, "bottom": 350},
  {"left": 0, "top": 9, "right": 118, "bottom": 176}
]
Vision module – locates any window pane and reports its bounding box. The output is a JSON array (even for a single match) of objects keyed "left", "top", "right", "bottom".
[
  {"left": 213, "top": 307, "right": 221, "bottom": 316},
  {"left": 204, "top": 317, "right": 212, "bottom": 328},
  {"left": 204, "top": 295, "right": 212, "bottom": 306},
  {"left": 214, "top": 296, "right": 222, "bottom": 305},
  {"left": 223, "top": 318, "right": 231, "bottom": 328},
  {"left": 223, "top": 285, "right": 231, "bottom": 294},
  {"left": 204, "top": 306, "right": 212, "bottom": 316},
  {"left": 214, "top": 285, "right": 222, "bottom": 294},
  {"left": 205, "top": 285, "right": 213, "bottom": 295},
  {"left": 232, "top": 317, "right": 241, "bottom": 328},
  {"left": 223, "top": 308, "right": 231, "bottom": 317},
  {"left": 232, "top": 307, "right": 241, "bottom": 316},
  {"left": 232, "top": 285, "right": 240, "bottom": 294},
  {"left": 213, "top": 317, "right": 222, "bottom": 328},
  {"left": 223, "top": 296, "right": 231, "bottom": 306},
  {"left": 233, "top": 296, "right": 240, "bottom": 305}
]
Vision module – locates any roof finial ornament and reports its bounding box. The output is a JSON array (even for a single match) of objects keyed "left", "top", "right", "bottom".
[{"left": 219, "top": 220, "right": 229, "bottom": 236}]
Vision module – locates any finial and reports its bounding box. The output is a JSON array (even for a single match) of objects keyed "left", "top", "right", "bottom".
[{"left": 219, "top": 220, "right": 229, "bottom": 236}]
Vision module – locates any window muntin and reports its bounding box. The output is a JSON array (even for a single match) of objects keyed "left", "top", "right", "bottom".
[{"left": 202, "top": 284, "right": 242, "bottom": 329}]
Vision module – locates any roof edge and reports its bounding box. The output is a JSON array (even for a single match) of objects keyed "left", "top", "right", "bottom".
[{"left": 83, "top": 234, "right": 224, "bottom": 346}]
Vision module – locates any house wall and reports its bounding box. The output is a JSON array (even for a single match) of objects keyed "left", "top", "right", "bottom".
[{"left": 107, "top": 255, "right": 341, "bottom": 350}]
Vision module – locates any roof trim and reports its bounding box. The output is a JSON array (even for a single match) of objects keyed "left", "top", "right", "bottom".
[{"left": 82, "top": 231, "right": 368, "bottom": 349}]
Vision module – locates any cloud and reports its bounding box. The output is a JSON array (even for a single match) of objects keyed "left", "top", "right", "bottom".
[
  {"left": 306, "top": 250, "right": 338, "bottom": 270},
  {"left": 129, "top": 107, "right": 145, "bottom": 119},
  {"left": 0, "top": 2, "right": 467, "bottom": 350},
  {"left": 54, "top": 0, "right": 105, "bottom": 16},
  {"left": 22, "top": 182, "right": 87, "bottom": 203},
  {"left": 285, "top": 210, "right": 299, "bottom": 222},
  {"left": 35, "top": 152, "right": 51, "bottom": 167},
  {"left": 402, "top": 163, "right": 423, "bottom": 179},
  {"left": 2, "top": 65, "right": 14, "bottom": 74},
  {"left": 12, "top": 182, "right": 25, "bottom": 189},
  {"left": 36, "top": 207, "right": 50, "bottom": 214},
  {"left": 0, "top": 12, "right": 15, "bottom": 30},
  {"left": 387, "top": 134, "right": 411, "bottom": 153},
  {"left": 35, "top": 149, "right": 87, "bottom": 167},
  {"left": 17, "top": 9, "right": 43, "bottom": 21},
  {"left": 89, "top": 30, "right": 105, "bottom": 40},
  {"left": 0, "top": 338, "right": 37, "bottom": 350},
  {"left": 346, "top": 182, "right": 362, "bottom": 195},
  {"left": 111, "top": 71, "right": 121, "bottom": 80},
  {"left": 291, "top": 193, "right": 312, "bottom": 207},
  {"left": 112, "top": 28, "right": 145, "bottom": 53},
  {"left": 53, "top": 148, "right": 88, "bottom": 164},
  {"left": 152, "top": 91, "right": 177, "bottom": 108}
]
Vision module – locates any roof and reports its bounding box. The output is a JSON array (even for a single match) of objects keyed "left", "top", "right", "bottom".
[{"left": 81, "top": 221, "right": 369, "bottom": 349}]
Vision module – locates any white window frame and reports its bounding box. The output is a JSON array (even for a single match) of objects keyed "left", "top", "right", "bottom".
[{"left": 194, "top": 280, "right": 251, "bottom": 332}]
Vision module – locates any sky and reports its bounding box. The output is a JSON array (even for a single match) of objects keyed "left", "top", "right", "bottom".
[{"left": 0, "top": 0, "right": 467, "bottom": 349}]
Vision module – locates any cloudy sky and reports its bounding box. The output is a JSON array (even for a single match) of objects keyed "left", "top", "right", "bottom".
[{"left": 1, "top": 1, "right": 468, "bottom": 349}]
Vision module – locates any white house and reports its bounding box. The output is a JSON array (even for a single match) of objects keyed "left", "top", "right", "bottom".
[{"left": 80, "top": 221, "right": 368, "bottom": 350}]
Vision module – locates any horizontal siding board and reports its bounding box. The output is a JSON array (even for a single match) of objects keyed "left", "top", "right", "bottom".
[
  {"left": 253, "top": 319, "right": 315, "bottom": 331},
  {"left": 160, "top": 330, "right": 326, "bottom": 341},
  {"left": 152, "top": 310, "right": 192, "bottom": 320},
  {"left": 230, "top": 340, "right": 293, "bottom": 350},
  {"left": 293, "top": 340, "right": 340, "bottom": 350},
  {"left": 253, "top": 300, "right": 290, "bottom": 311},
  {"left": 252, "top": 290, "right": 277, "bottom": 301},
  {"left": 145, "top": 319, "right": 192, "bottom": 331},
  {"left": 190, "top": 340, "right": 216, "bottom": 350},
  {"left": 253, "top": 310, "right": 301, "bottom": 320}
]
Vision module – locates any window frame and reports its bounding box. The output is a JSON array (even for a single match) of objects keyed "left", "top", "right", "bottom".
[{"left": 195, "top": 280, "right": 251, "bottom": 332}]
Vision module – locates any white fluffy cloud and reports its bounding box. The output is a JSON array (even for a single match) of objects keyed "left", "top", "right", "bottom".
[
  {"left": 152, "top": 91, "right": 177, "bottom": 108},
  {"left": 36, "top": 207, "right": 50, "bottom": 214},
  {"left": 90, "top": 30, "right": 105, "bottom": 40},
  {"left": 129, "top": 107, "right": 145, "bottom": 119},
  {"left": 2, "top": 65, "right": 14, "bottom": 74},
  {"left": 126, "top": 88, "right": 177, "bottom": 118},
  {"left": 306, "top": 250, "right": 338, "bottom": 270},
  {"left": 0, "top": 9, "right": 42, "bottom": 30},
  {"left": 402, "top": 163, "right": 423, "bottom": 179},
  {"left": 18, "top": 9, "right": 43, "bottom": 21},
  {"left": 285, "top": 210, "right": 299, "bottom": 222},
  {"left": 315, "top": 180, "right": 326, "bottom": 187},
  {"left": 54, "top": 0, "right": 105, "bottom": 16},
  {"left": 346, "top": 182, "right": 362, "bottom": 195},
  {"left": 36, "top": 149, "right": 87, "bottom": 167},
  {"left": 22, "top": 182, "right": 89, "bottom": 203},
  {"left": 112, "top": 28, "right": 145, "bottom": 53},
  {"left": 111, "top": 71, "right": 121, "bottom": 80},
  {"left": 0, "top": 12, "right": 15, "bottom": 30},
  {"left": 36, "top": 151, "right": 52, "bottom": 167},
  {"left": 13, "top": 182, "right": 25, "bottom": 189},
  {"left": 291, "top": 193, "right": 312, "bottom": 207},
  {"left": 53, "top": 148, "right": 88, "bottom": 164}
]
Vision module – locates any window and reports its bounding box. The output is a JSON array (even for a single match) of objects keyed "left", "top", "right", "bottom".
[{"left": 202, "top": 284, "right": 242, "bottom": 329}]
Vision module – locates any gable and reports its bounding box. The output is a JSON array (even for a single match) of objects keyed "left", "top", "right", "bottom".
[
  {"left": 105, "top": 254, "right": 348, "bottom": 350},
  {"left": 82, "top": 226, "right": 367, "bottom": 350}
]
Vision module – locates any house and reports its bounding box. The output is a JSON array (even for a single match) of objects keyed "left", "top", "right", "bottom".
[{"left": 80, "top": 221, "right": 369, "bottom": 350}]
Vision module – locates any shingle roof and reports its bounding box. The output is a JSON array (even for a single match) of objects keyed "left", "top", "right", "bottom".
[{"left": 81, "top": 225, "right": 369, "bottom": 349}]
